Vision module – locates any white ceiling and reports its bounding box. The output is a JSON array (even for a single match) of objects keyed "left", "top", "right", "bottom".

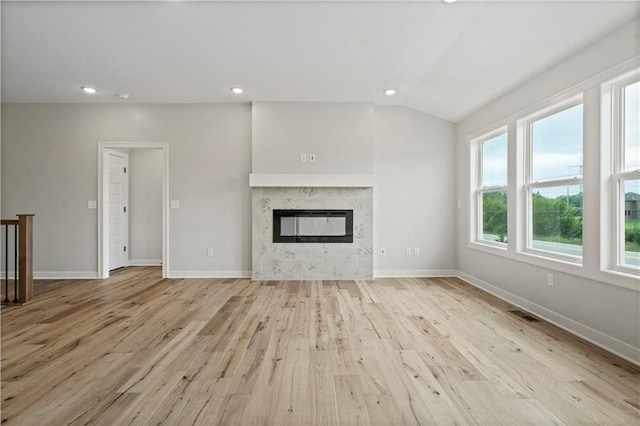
[{"left": 1, "top": 1, "right": 638, "bottom": 122}]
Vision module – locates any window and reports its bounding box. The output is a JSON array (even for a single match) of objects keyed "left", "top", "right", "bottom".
[
  {"left": 466, "top": 64, "right": 639, "bottom": 289},
  {"left": 613, "top": 77, "right": 640, "bottom": 272},
  {"left": 474, "top": 130, "right": 508, "bottom": 246},
  {"left": 523, "top": 100, "right": 583, "bottom": 261}
]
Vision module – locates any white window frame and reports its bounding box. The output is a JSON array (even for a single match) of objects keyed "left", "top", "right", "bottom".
[
  {"left": 520, "top": 96, "right": 584, "bottom": 264},
  {"left": 603, "top": 69, "right": 640, "bottom": 276},
  {"left": 470, "top": 126, "right": 508, "bottom": 249},
  {"left": 466, "top": 57, "right": 638, "bottom": 291}
]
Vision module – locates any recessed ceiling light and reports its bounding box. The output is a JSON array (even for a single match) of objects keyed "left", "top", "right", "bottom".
[
  {"left": 117, "top": 93, "right": 130, "bottom": 100},
  {"left": 81, "top": 86, "right": 97, "bottom": 94},
  {"left": 231, "top": 87, "right": 244, "bottom": 94},
  {"left": 443, "top": 0, "right": 458, "bottom": 3},
  {"left": 383, "top": 89, "right": 397, "bottom": 96}
]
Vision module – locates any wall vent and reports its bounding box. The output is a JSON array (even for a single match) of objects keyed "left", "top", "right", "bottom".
[{"left": 508, "top": 310, "right": 540, "bottom": 322}]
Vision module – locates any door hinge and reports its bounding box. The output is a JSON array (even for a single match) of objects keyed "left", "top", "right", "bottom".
[
  {"left": 124, "top": 167, "right": 127, "bottom": 173},
  {"left": 124, "top": 245, "right": 127, "bottom": 252},
  {"left": 124, "top": 206, "right": 127, "bottom": 213}
]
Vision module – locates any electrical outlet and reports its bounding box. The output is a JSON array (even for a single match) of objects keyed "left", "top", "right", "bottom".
[
  {"left": 380, "top": 248, "right": 386, "bottom": 256},
  {"left": 207, "top": 248, "right": 214, "bottom": 257},
  {"left": 170, "top": 200, "right": 180, "bottom": 209},
  {"left": 87, "top": 200, "right": 97, "bottom": 209},
  {"left": 301, "top": 154, "right": 307, "bottom": 163},
  {"left": 547, "top": 273, "right": 554, "bottom": 287},
  {"left": 457, "top": 199, "right": 461, "bottom": 208},
  {"left": 414, "top": 248, "right": 420, "bottom": 256},
  {"left": 405, "top": 248, "right": 412, "bottom": 256},
  {"left": 309, "top": 154, "right": 316, "bottom": 163}
]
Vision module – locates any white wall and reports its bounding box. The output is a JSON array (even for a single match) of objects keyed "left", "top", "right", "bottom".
[
  {"left": 1, "top": 104, "right": 252, "bottom": 277},
  {"left": 374, "top": 106, "right": 457, "bottom": 276},
  {"left": 129, "top": 149, "right": 163, "bottom": 264},
  {"left": 456, "top": 21, "right": 640, "bottom": 362},
  {"left": 1, "top": 102, "right": 455, "bottom": 278},
  {"left": 252, "top": 102, "right": 374, "bottom": 174}
]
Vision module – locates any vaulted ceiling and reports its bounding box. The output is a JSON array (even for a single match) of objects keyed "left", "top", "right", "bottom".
[{"left": 2, "top": 1, "right": 638, "bottom": 122}]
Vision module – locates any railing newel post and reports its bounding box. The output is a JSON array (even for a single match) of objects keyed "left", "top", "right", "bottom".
[{"left": 17, "top": 214, "right": 35, "bottom": 304}]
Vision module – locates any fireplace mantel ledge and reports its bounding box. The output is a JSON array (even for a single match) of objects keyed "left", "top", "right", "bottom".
[{"left": 249, "top": 173, "right": 373, "bottom": 188}]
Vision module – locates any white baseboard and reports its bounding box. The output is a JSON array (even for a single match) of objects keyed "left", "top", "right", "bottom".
[
  {"left": 3, "top": 270, "right": 98, "bottom": 279},
  {"left": 168, "top": 270, "right": 252, "bottom": 279},
  {"left": 374, "top": 269, "right": 458, "bottom": 278},
  {"left": 128, "top": 259, "right": 162, "bottom": 266},
  {"left": 456, "top": 271, "right": 640, "bottom": 367},
  {"left": 34, "top": 271, "right": 99, "bottom": 279}
]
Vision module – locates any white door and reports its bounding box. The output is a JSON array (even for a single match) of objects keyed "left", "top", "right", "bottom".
[{"left": 108, "top": 150, "right": 129, "bottom": 270}]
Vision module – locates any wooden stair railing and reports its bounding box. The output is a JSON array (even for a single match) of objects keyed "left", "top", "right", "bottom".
[{"left": 1, "top": 214, "right": 35, "bottom": 304}]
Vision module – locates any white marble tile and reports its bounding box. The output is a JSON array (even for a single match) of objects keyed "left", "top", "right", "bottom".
[
  {"left": 355, "top": 242, "right": 373, "bottom": 258},
  {"left": 262, "top": 258, "right": 302, "bottom": 280},
  {"left": 263, "top": 187, "right": 302, "bottom": 198},
  {"left": 301, "top": 187, "right": 320, "bottom": 197},
  {"left": 301, "top": 259, "right": 326, "bottom": 280},
  {"left": 251, "top": 258, "right": 264, "bottom": 280},
  {"left": 282, "top": 198, "right": 303, "bottom": 209},
  {"left": 252, "top": 218, "right": 270, "bottom": 247},
  {"left": 251, "top": 187, "right": 373, "bottom": 280},
  {"left": 322, "top": 243, "right": 356, "bottom": 260}
]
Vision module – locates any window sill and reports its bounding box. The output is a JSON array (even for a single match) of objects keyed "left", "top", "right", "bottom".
[
  {"left": 467, "top": 241, "right": 508, "bottom": 258},
  {"left": 607, "top": 266, "right": 640, "bottom": 281},
  {"left": 467, "top": 241, "right": 640, "bottom": 292},
  {"left": 523, "top": 247, "right": 582, "bottom": 265}
]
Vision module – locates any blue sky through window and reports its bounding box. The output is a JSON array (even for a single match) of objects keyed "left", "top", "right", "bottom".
[
  {"left": 624, "top": 81, "right": 639, "bottom": 173},
  {"left": 532, "top": 104, "right": 583, "bottom": 182},
  {"left": 482, "top": 133, "right": 508, "bottom": 188}
]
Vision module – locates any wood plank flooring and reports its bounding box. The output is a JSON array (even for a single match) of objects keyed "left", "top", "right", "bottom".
[{"left": 1, "top": 267, "right": 639, "bottom": 425}]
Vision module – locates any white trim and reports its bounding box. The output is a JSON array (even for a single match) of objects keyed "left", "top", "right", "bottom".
[
  {"left": 34, "top": 271, "right": 99, "bottom": 279},
  {"left": 373, "top": 269, "right": 458, "bottom": 278},
  {"left": 128, "top": 259, "right": 162, "bottom": 266},
  {"left": 249, "top": 173, "right": 374, "bottom": 188},
  {"left": 465, "top": 59, "right": 640, "bottom": 292},
  {"left": 521, "top": 97, "right": 584, "bottom": 261},
  {"left": 469, "top": 126, "right": 509, "bottom": 250},
  {"left": 456, "top": 270, "right": 640, "bottom": 367},
  {"left": 168, "top": 270, "right": 251, "bottom": 279},
  {"left": 98, "top": 142, "right": 169, "bottom": 280},
  {"left": 468, "top": 241, "right": 508, "bottom": 255},
  {"left": 602, "top": 69, "right": 640, "bottom": 275}
]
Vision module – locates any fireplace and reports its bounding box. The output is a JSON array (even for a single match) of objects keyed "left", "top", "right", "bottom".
[
  {"left": 251, "top": 187, "right": 373, "bottom": 280},
  {"left": 273, "top": 209, "right": 353, "bottom": 243}
]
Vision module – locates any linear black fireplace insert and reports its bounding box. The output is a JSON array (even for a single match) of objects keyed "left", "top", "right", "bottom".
[{"left": 273, "top": 209, "right": 353, "bottom": 243}]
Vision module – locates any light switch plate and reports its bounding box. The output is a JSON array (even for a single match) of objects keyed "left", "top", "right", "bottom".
[
  {"left": 309, "top": 154, "right": 316, "bottom": 163},
  {"left": 171, "top": 200, "right": 180, "bottom": 209},
  {"left": 88, "top": 200, "right": 97, "bottom": 209},
  {"left": 300, "top": 154, "right": 307, "bottom": 163}
]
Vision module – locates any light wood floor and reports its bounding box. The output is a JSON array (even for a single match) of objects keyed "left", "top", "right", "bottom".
[{"left": 1, "top": 267, "right": 638, "bottom": 425}]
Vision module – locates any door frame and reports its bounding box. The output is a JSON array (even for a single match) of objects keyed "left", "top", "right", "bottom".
[{"left": 98, "top": 142, "right": 169, "bottom": 279}]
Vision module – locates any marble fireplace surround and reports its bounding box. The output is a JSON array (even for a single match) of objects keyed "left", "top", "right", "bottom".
[{"left": 251, "top": 186, "right": 373, "bottom": 280}]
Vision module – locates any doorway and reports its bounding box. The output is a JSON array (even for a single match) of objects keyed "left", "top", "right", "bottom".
[{"left": 98, "top": 142, "right": 169, "bottom": 279}]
